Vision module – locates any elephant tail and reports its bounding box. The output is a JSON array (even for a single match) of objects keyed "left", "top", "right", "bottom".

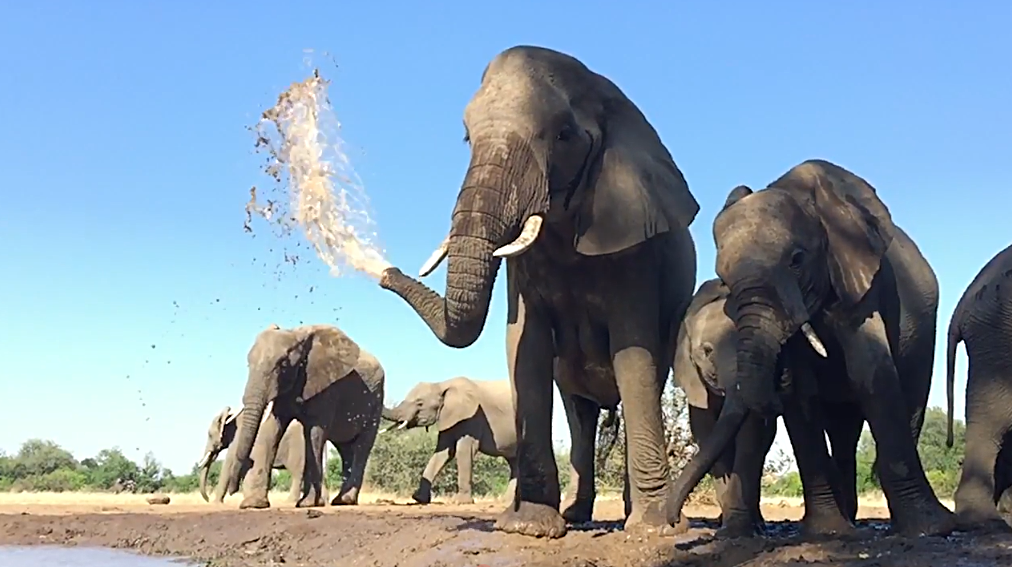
[{"left": 945, "top": 318, "right": 963, "bottom": 448}]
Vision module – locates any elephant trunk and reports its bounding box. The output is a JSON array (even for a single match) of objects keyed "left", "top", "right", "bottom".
[
  {"left": 226, "top": 373, "right": 273, "bottom": 490},
  {"left": 732, "top": 287, "right": 791, "bottom": 417},
  {"left": 380, "top": 137, "right": 545, "bottom": 348},
  {"left": 945, "top": 317, "right": 962, "bottom": 448},
  {"left": 667, "top": 393, "right": 749, "bottom": 523},
  {"left": 381, "top": 406, "right": 398, "bottom": 422}
]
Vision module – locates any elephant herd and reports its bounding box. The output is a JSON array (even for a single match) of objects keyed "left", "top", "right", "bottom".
[{"left": 202, "top": 44, "right": 1012, "bottom": 543}]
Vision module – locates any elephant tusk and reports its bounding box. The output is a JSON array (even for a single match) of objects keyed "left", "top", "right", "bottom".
[
  {"left": 197, "top": 451, "right": 211, "bottom": 469},
  {"left": 493, "top": 215, "right": 544, "bottom": 258},
  {"left": 418, "top": 237, "right": 449, "bottom": 278},
  {"left": 259, "top": 401, "right": 274, "bottom": 425},
  {"left": 801, "top": 322, "right": 828, "bottom": 358},
  {"left": 397, "top": 420, "right": 408, "bottom": 430}
]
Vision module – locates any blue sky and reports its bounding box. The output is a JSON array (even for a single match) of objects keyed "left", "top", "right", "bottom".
[{"left": 0, "top": 2, "right": 1009, "bottom": 474}]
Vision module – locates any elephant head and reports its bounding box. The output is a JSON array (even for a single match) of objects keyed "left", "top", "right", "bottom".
[
  {"left": 666, "top": 160, "right": 896, "bottom": 522},
  {"left": 673, "top": 279, "right": 737, "bottom": 409},
  {"left": 223, "top": 323, "right": 361, "bottom": 491},
  {"left": 378, "top": 45, "right": 699, "bottom": 347},
  {"left": 381, "top": 378, "right": 480, "bottom": 433},
  {"left": 197, "top": 406, "right": 239, "bottom": 501}
]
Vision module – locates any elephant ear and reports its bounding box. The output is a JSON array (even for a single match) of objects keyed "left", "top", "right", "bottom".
[
  {"left": 772, "top": 160, "right": 895, "bottom": 308},
  {"left": 437, "top": 378, "right": 480, "bottom": 431},
  {"left": 301, "top": 325, "right": 362, "bottom": 401},
  {"left": 573, "top": 97, "right": 700, "bottom": 256},
  {"left": 673, "top": 319, "right": 709, "bottom": 409}
]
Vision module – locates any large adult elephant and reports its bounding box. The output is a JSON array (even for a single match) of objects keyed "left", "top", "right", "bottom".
[
  {"left": 222, "top": 323, "right": 385, "bottom": 509},
  {"left": 666, "top": 160, "right": 954, "bottom": 538},
  {"left": 945, "top": 243, "right": 1012, "bottom": 531},
  {"left": 196, "top": 405, "right": 305, "bottom": 504},
  {"left": 378, "top": 45, "right": 699, "bottom": 537},
  {"left": 381, "top": 377, "right": 518, "bottom": 505}
]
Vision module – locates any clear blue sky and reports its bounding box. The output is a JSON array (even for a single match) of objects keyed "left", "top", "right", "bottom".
[{"left": 1, "top": 2, "right": 1009, "bottom": 474}]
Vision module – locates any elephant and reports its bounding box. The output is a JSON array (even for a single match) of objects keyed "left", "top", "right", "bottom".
[
  {"left": 945, "top": 243, "right": 1012, "bottom": 531},
  {"left": 378, "top": 45, "right": 699, "bottom": 537},
  {"left": 666, "top": 159, "right": 954, "bottom": 538},
  {"left": 197, "top": 405, "right": 306, "bottom": 504},
  {"left": 221, "top": 323, "right": 385, "bottom": 509},
  {"left": 381, "top": 377, "right": 519, "bottom": 505}
]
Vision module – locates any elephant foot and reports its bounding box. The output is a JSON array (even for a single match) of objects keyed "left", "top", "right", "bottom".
[
  {"left": 715, "top": 511, "right": 765, "bottom": 539},
  {"left": 625, "top": 501, "right": 686, "bottom": 537},
  {"left": 332, "top": 487, "right": 360, "bottom": 506},
  {"left": 800, "top": 510, "right": 855, "bottom": 538},
  {"left": 238, "top": 495, "right": 271, "bottom": 510},
  {"left": 561, "top": 497, "right": 595, "bottom": 524},
  {"left": 494, "top": 502, "right": 568, "bottom": 538},
  {"left": 411, "top": 487, "right": 432, "bottom": 505},
  {"left": 892, "top": 501, "right": 955, "bottom": 537},
  {"left": 955, "top": 510, "right": 1012, "bottom": 534},
  {"left": 452, "top": 493, "right": 475, "bottom": 505},
  {"left": 295, "top": 496, "right": 326, "bottom": 508}
]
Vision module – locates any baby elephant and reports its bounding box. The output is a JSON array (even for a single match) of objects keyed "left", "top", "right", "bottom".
[
  {"left": 382, "top": 377, "right": 517, "bottom": 505},
  {"left": 197, "top": 405, "right": 307, "bottom": 504}
]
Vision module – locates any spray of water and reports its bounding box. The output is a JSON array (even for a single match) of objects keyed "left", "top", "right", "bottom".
[{"left": 245, "top": 66, "right": 390, "bottom": 279}]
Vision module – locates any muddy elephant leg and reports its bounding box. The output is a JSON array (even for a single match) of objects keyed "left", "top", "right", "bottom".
[
  {"left": 780, "top": 392, "right": 853, "bottom": 537},
  {"left": 453, "top": 435, "right": 478, "bottom": 505},
  {"left": 560, "top": 392, "right": 600, "bottom": 524},
  {"left": 717, "top": 413, "right": 776, "bottom": 538},
  {"left": 824, "top": 403, "right": 863, "bottom": 523},
  {"left": 296, "top": 424, "right": 327, "bottom": 508},
  {"left": 688, "top": 403, "right": 734, "bottom": 524},
  {"left": 840, "top": 312, "right": 955, "bottom": 536},
  {"left": 240, "top": 413, "right": 289, "bottom": 509},
  {"left": 954, "top": 366, "right": 1012, "bottom": 531},
  {"left": 494, "top": 282, "right": 566, "bottom": 538},
  {"left": 414, "top": 431, "right": 456, "bottom": 504}
]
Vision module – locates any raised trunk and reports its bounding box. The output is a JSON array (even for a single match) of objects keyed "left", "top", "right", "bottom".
[
  {"left": 667, "top": 394, "right": 748, "bottom": 523},
  {"left": 380, "top": 139, "right": 541, "bottom": 348}
]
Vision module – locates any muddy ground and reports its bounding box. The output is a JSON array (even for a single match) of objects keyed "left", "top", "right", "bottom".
[{"left": 0, "top": 497, "right": 1009, "bottom": 567}]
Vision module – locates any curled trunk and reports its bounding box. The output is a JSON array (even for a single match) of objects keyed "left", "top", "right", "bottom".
[{"left": 380, "top": 138, "right": 542, "bottom": 348}]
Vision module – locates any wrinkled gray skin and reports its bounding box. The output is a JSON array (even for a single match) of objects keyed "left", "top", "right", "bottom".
[
  {"left": 945, "top": 244, "right": 1012, "bottom": 532},
  {"left": 667, "top": 160, "right": 954, "bottom": 539},
  {"left": 223, "top": 323, "right": 385, "bottom": 510},
  {"left": 382, "top": 377, "right": 519, "bottom": 505},
  {"left": 379, "top": 45, "right": 698, "bottom": 538},
  {"left": 197, "top": 406, "right": 305, "bottom": 504}
]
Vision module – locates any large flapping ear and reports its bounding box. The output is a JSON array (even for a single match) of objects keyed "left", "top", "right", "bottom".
[
  {"left": 437, "top": 378, "right": 481, "bottom": 431},
  {"left": 722, "top": 185, "right": 754, "bottom": 212},
  {"left": 772, "top": 160, "right": 895, "bottom": 307},
  {"left": 673, "top": 319, "right": 709, "bottom": 409},
  {"left": 573, "top": 96, "right": 700, "bottom": 256},
  {"left": 301, "top": 325, "right": 362, "bottom": 401}
]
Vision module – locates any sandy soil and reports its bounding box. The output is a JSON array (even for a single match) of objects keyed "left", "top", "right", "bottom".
[{"left": 0, "top": 492, "right": 1009, "bottom": 567}]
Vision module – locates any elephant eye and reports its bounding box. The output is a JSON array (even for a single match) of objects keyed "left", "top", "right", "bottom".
[
  {"left": 789, "top": 249, "right": 805, "bottom": 269},
  {"left": 556, "top": 124, "right": 575, "bottom": 142}
]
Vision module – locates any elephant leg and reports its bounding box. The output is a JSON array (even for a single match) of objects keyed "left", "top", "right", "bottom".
[
  {"left": 560, "top": 392, "right": 600, "bottom": 524},
  {"left": 414, "top": 431, "right": 456, "bottom": 504},
  {"left": 453, "top": 435, "right": 478, "bottom": 505},
  {"left": 213, "top": 449, "right": 240, "bottom": 503},
  {"left": 717, "top": 413, "right": 776, "bottom": 538},
  {"left": 240, "top": 413, "right": 288, "bottom": 510},
  {"left": 335, "top": 426, "right": 377, "bottom": 506},
  {"left": 296, "top": 424, "right": 327, "bottom": 508},
  {"left": 688, "top": 403, "right": 734, "bottom": 525},
  {"left": 824, "top": 404, "right": 863, "bottom": 523},
  {"left": 494, "top": 283, "right": 566, "bottom": 538},
  {"left": 954, "top": 365, "right": 1012, "bottom": 531},
  {"left": 840, "top": 312, "right": 955, "bottom": 536},
  {"left": 780, "top": 395, "right": 854, "bottom": 537},
  {"left": 504, "top": 459, "right": 518, "bottom": 504},
  {"left": 997, "top": 436, "right": 1012, "bottom": 518}
]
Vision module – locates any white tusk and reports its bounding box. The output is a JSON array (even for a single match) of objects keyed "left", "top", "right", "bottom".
[
  {"left": 397, "top": 421, "right": 408, "bottom": 430},
  {"left": 197, "top": 451, "right": 211, "bottom": 469},
  {"left": 259, "top": 401, "right": 274, "bottom": 425},
  {"left": 493, "top": 215, "right": 544, "bottom": 258},
  {"left": 801, "top": 322, "right": 828, "bottom": 358},
  {"left": 418, "top": 237, "right": 449, "bottom": 277}
]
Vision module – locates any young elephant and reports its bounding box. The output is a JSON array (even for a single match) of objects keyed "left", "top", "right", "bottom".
[
  {"left": 382, "top": 377, "right": 517, "bottom": 505},
  {"left": 668, "top": 160, "right": 952, "bottom": 538},
  {"left": 221, "top": 323, "right": 385, "bottom": 509},
  {"left": 946, "top": 244, "right": 1012, "bottom": 532},
  {"left": 196, "top": 405, "right": 306, "bottom": 504}
]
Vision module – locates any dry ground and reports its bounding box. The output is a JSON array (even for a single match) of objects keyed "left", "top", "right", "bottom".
[{"left": 0, "top": 491, "right": 1008, "bottom": 567}]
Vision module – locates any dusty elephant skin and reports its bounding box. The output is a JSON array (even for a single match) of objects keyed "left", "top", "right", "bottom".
[
  {"left": 945, "top": 243, "right": 1012, "bottom": 532},
  {"left": 197, "top": 405, "right": 307, "bottom": 504},
  {"left": 382, "top": 377, "right": 520, "bottom": 506},
  {"left": 668, "top": 160, "right": 954, "bottom": 539},
  {"left": 222, "top": 323, "right": 385, "bottom": 510},
  {"left": 378, "top": 44, "right": 699, "bottom": 538},
  {"left": 0, "top": 505, "right": 1010, "bottom": 567}
]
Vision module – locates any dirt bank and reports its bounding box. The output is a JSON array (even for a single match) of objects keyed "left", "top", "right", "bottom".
[{"left": 0, "top": 498, "right": 1009, "bottom": 567}]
